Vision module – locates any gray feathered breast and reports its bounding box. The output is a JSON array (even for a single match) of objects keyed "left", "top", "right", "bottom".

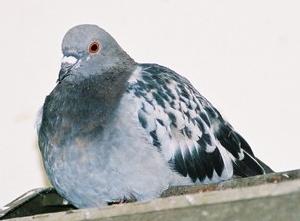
[{"left": 38, "top": 68, "right": 132, "bottom": 155}]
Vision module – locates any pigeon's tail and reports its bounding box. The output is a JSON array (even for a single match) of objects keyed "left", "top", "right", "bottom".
[
  {"left": 233, "top": 131, "right": 274, "bottom": 177},
  {"left": 216, "top": 123, "right": 273, "bottom": 177},
  {"left": 254, "top": 157, "right": 274, "bottom": 174}
]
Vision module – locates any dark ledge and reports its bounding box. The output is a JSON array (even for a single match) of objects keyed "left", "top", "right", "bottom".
[{"left": 0, "top": 169, "right": 299, "bottom": 220}]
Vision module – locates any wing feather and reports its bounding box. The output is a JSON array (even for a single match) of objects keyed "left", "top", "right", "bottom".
[{"left": 127, "top": 64, "right": 272, "bottom": 183}]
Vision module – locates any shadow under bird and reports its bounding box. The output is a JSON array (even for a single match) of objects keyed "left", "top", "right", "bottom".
[{"left": 37, "top": 24, "right": 273, "bottom": 208}]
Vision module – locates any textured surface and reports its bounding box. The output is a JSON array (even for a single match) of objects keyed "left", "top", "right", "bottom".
[
  {"left": 1, "top": 169, "right": 299, "bottom": 220},
  {"left": 2, "top": 171, "right": 300, "bottom": 221},
  {"left": 0, "top": 189, "right": 75, "bottom": 220}
]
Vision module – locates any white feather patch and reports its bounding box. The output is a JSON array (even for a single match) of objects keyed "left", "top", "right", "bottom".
[{"left": 61, "top": 56, "right": 78, "bottom": 65}]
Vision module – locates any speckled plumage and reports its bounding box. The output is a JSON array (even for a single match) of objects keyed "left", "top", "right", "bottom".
[{"left": 38, "top": 24, "right": 273, "bottom": 208}]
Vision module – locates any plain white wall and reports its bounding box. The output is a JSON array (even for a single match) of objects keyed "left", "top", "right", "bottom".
[{"left": 1, "top": 0, "right": 300, "bottom": 207}]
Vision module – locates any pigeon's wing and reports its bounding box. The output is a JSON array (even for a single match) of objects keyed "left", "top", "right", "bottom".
[{"left": 127, "top": 64, "right": 271, "bottom": 183}]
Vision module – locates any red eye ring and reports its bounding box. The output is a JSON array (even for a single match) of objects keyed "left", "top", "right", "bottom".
[{"left": 88, "top": 41, "right": 101, "bottom": 54}]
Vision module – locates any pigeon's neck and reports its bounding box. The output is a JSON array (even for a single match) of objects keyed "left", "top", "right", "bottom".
[{"left": 40, "top": 66, "right": 136, "bottom": 149}]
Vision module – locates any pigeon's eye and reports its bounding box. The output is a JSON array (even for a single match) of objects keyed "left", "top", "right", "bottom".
[{"left": 88, "top": 41, "right": 101, "bottom": 54}]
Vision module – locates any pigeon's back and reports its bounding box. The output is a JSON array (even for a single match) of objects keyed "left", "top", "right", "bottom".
[{"left": 127, "top": 63, "right": 273, "bottom": 183}]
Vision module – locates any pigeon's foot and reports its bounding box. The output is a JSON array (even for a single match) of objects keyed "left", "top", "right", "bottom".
[{"left": 107, "top": 195, "right": 137, "bottom": 205}]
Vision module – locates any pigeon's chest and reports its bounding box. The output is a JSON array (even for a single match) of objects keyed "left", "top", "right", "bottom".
[
  {"left": 39, "top": 91, "right": 173, "bottom": 207},
  {"left": 39, "top": 78, "right": 124, "bottom": 149}
]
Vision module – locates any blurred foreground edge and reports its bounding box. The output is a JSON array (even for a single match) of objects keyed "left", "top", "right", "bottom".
[{"left": 0, "top": 169, "right": 300, "bottom": 220}]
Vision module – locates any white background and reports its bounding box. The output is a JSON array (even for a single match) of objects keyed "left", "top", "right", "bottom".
[{"left": 0, "top": 0, "right": 300, "bottom": 207}]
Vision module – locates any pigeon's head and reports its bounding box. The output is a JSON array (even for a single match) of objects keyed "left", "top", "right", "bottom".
[{"left": 58, "top": 24, "right": 135, "bottom": 83}]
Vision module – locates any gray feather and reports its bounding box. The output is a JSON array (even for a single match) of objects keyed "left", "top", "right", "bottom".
[{"left": 38, "top": 24, "right": 272, "bottom": 209}]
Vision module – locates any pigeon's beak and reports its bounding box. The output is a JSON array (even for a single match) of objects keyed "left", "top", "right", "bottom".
[{"left": 58, "top": 56, "right": 79, "bottom": 83}]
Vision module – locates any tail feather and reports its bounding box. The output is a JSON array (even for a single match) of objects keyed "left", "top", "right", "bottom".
[
  {"left": 216, "top": 123, "right": 273, "bottom": 177},
  {"left": 254, "top": 157, "right": 274, "bottom": 174}
]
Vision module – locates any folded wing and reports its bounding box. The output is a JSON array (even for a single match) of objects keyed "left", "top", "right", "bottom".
[{"left": 127, "top": 64, "right": 272, "bottom": 183}]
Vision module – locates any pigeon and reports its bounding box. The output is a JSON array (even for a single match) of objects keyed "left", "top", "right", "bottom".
[{"left": 38, "top": 24, "right": 273, "bottom": 208}]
